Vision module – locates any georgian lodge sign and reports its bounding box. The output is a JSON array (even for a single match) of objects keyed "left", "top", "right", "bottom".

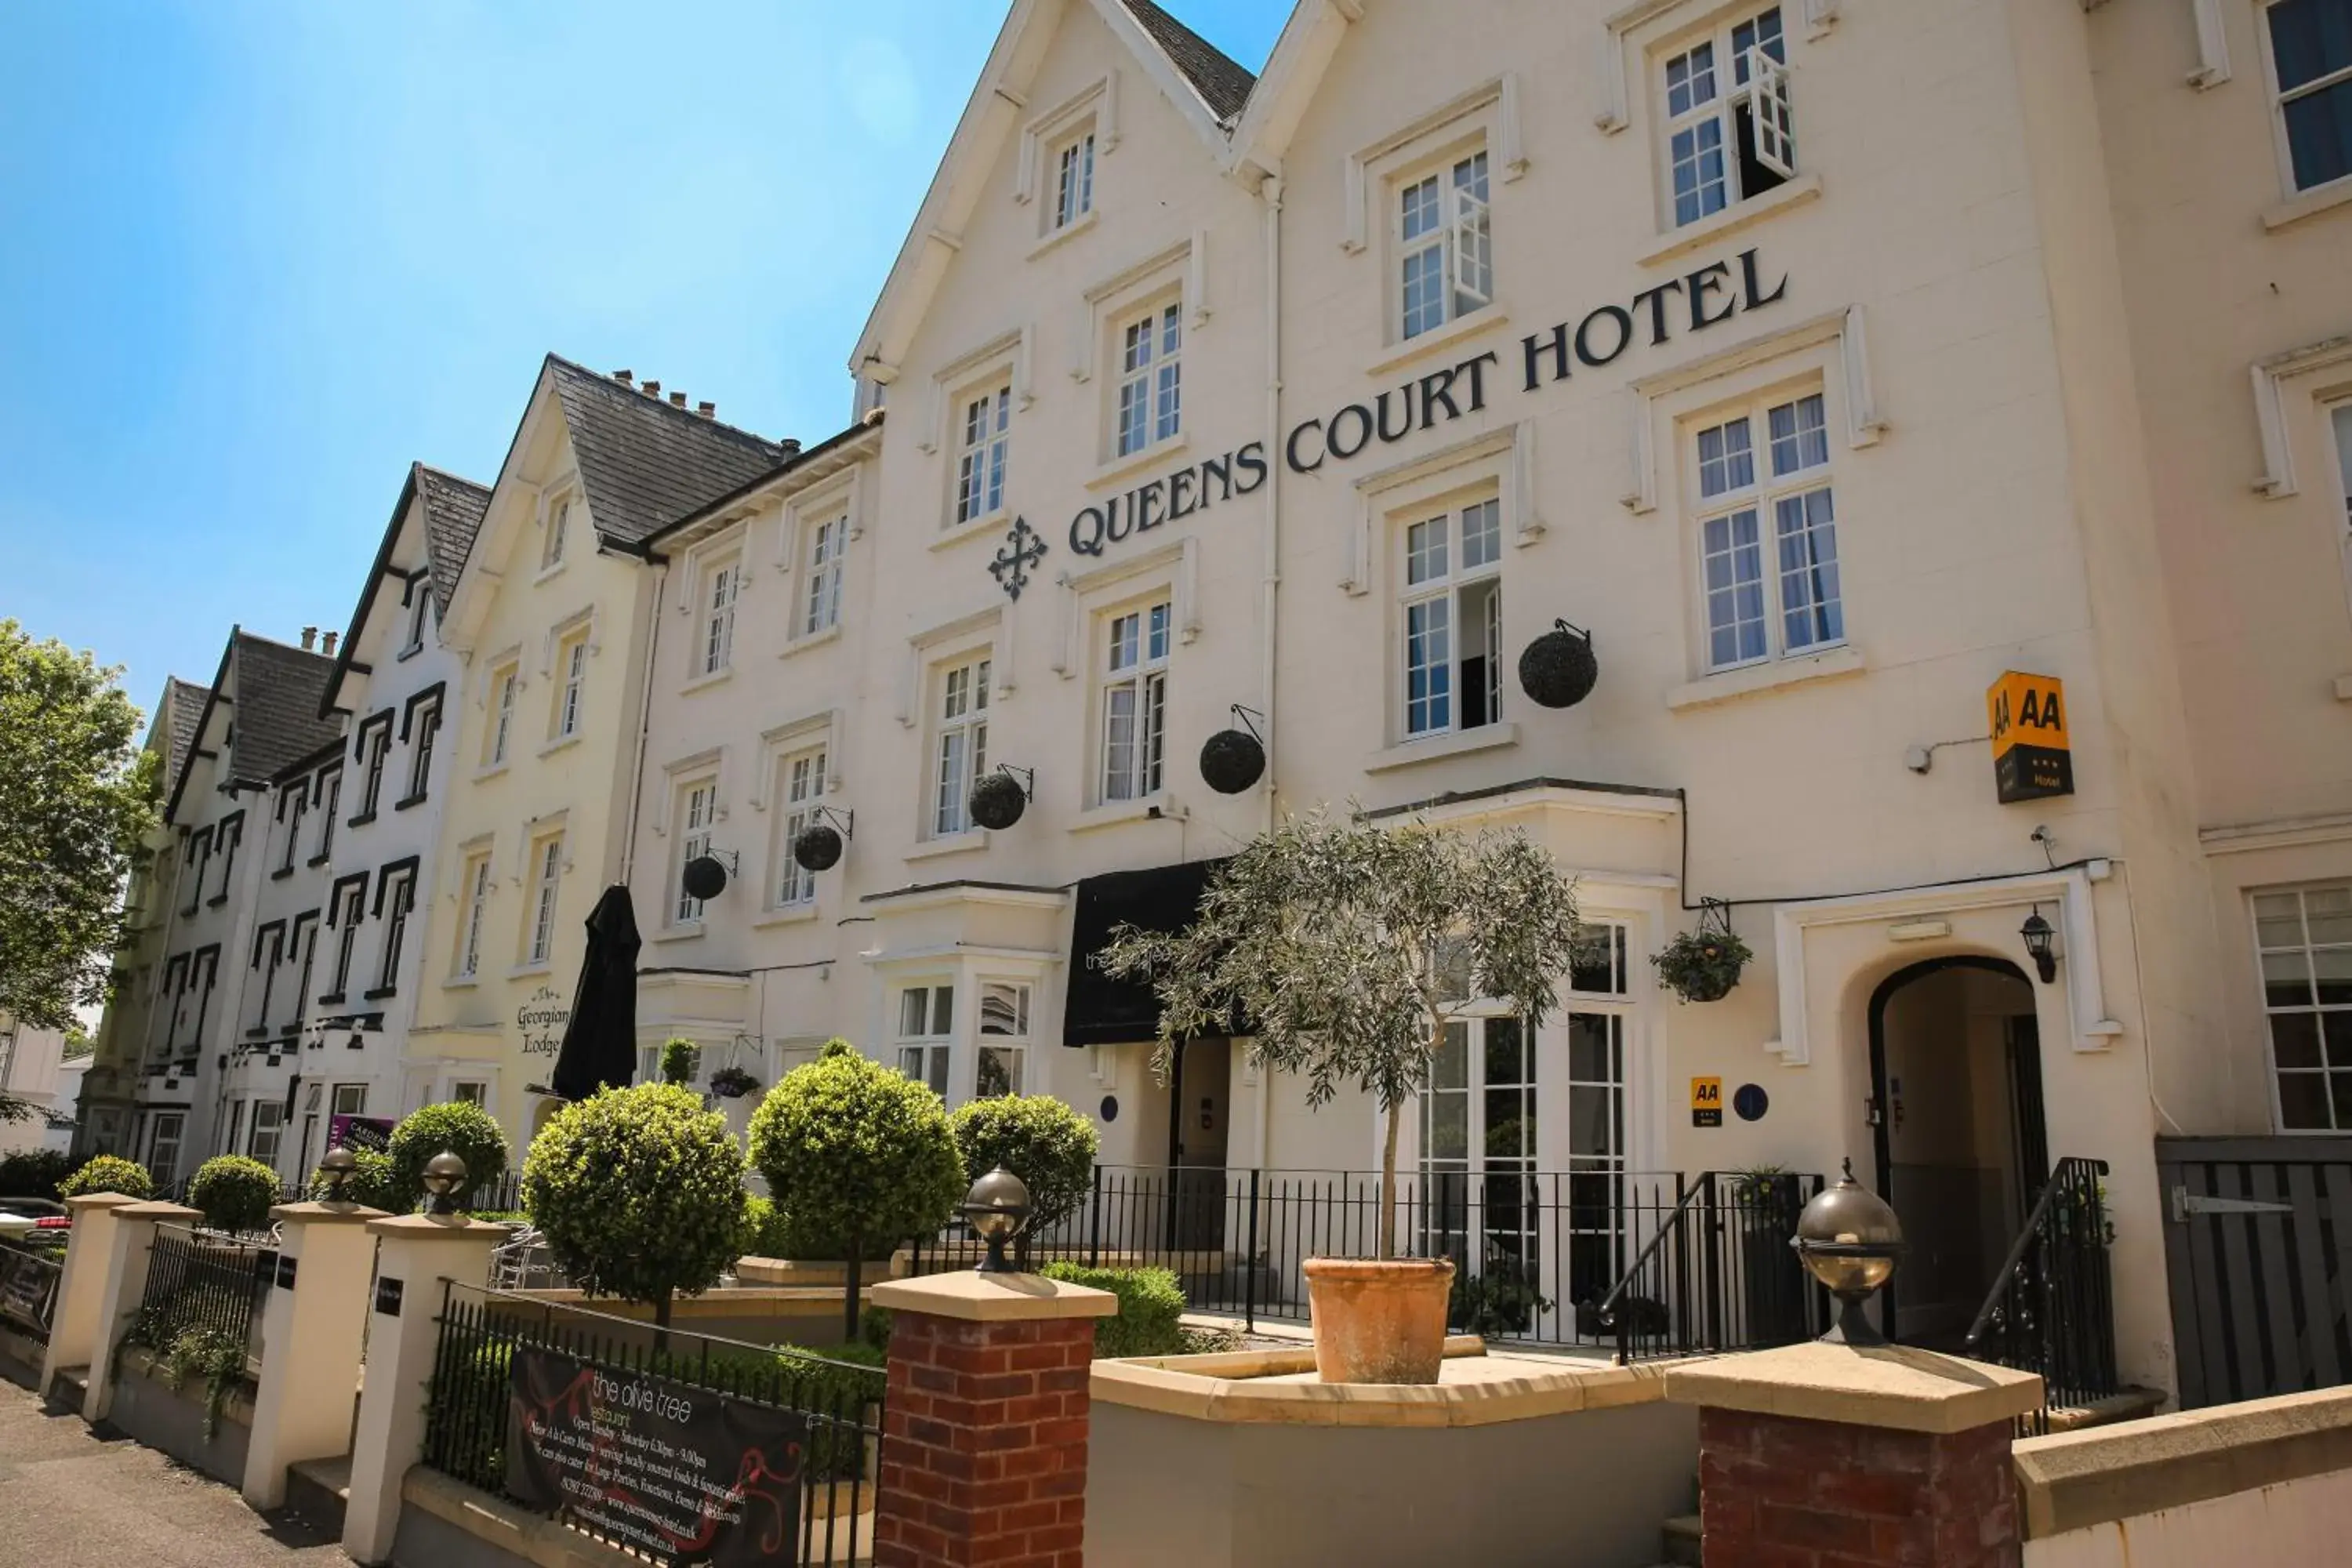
[{"left": 1049, "top": 246, "right": 1789, "bottom": 574}]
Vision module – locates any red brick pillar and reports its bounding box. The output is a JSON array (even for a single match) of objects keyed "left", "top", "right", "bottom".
[
  {"left": 1668, "top": 1341, "right": 2044, "bottom": 1568},
  {"left": 867, "top": 1271, "right": 1117, "bottom": 1568}
]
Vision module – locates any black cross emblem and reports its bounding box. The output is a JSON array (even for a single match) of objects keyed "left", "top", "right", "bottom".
[{"left": 989, "top": 515, "right": 1048, "bottom": 601}]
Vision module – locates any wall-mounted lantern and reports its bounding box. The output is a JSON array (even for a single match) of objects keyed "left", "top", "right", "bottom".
[{"left": 2020, "top": 909, "right": 2057, "bottom": 985}]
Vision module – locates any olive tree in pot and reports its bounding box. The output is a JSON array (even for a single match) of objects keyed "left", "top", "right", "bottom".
[{"left": 1100, "top": 808, "right": 1581, "bottom": 1383}]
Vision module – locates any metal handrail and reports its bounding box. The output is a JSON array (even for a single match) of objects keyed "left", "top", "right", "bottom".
[
  {"left": 1963, "top": 1155, "right": 2110, "bottom": 1355},
  {"left": 1594, "top": 1173, "right": 1707, "bottom": 1328}
]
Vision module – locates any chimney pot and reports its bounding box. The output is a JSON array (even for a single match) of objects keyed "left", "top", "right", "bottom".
[
  {"left": 321, "top": 631, "right": 339, "bottom": 657},
  {"left": 300, "top": 626, "right": 318, "bottom": 651},
  {"left": 612, "top": 368, "right": 634, "bottom": 386},
  {"left": 779, "top": 438, "right": 803, "bottom": 456},
  {"left": 642, "top": 380, "right": 661, "bottom": 397},
  {"left": 697, "top": 401, "right": 716, "bottom": 419},
  {"left": 670, "top": 391, "right": 686, "bottom": 408}
]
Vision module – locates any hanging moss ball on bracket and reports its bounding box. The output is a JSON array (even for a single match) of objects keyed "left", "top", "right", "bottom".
[
  {"left": 1519, "top": 625, "right": 1599, "bottom": 709},
  {"left": 681, "top": 855, "right": 729, "bottom": 902},
  {"left": 792, "top": 822, "right": 844, "bottom": 873},
  {"left": 969, "top": 771, "right": 1029, "bottom": 831},
  {"left": 1199, "top": 728, "right": 1267, "bottom": 794}
]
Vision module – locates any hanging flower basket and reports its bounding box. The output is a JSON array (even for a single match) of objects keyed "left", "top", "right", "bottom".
[
  {"left": 708, "top": 1065, "right": 760, "bottom": 1100},
  {"left": 1653, "top": 903, "right": 1751, "bottom": 1004}
]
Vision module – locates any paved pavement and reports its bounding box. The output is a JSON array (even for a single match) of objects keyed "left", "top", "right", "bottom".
[{"left": 0, "top": 1378, "right": 343, "bottom": 1568}]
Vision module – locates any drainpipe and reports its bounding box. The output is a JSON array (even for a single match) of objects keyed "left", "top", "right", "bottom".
[
  {"left": 1250, "top": 171, "right": 1285, "bottom": 1177},
  {"left": 617, "top": 559, "right": 669, "bottom": 887}
]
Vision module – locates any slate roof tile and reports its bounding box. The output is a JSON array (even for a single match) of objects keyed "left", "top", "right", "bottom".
[
  {"left": 1116, "top": 0, "right": 1258, "bottom": 125},
  {"left": 412, "top": 465, "right": 491, "bottom": 618},
  {"left": 545, "top": 358, "right": 790, "bottom": 549},
  {"left": 226, "top": 633, "right": 343, "bottom": 786},
  {"left": 161, "top": 677, "right": 207, "bottom": 804}
]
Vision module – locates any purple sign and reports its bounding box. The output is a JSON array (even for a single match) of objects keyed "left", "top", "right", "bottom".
[{"left": 328, "top": 1114, "right": 395, "bottom": 1153}]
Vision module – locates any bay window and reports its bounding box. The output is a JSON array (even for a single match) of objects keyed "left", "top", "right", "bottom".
[{"left": 897, "top": 984, "right": 954, "bottom": 1098}]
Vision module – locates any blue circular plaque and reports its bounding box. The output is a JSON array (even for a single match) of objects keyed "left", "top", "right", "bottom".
[
  {"left": 1100, "top": 1094, "right": 1119, "bottom": 1123},
  {"left": 1733, "top": 1083, "right": 1769, "bottom": 1123}
]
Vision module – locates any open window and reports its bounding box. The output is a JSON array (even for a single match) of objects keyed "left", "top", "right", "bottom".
[{"left": 1661, "top": 5, "right": 1795, "bottom": 228}]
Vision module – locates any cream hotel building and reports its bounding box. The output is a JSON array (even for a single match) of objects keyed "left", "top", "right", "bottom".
[{"left": 93, "top": 0, "right": 2352, "bottom": 1402}]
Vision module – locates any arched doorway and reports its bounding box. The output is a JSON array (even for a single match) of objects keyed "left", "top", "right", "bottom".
[{"left": 1867, "top": 956, "right": 2046, "bottom": 1347}]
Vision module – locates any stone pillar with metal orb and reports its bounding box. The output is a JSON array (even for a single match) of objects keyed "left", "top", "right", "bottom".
[
  {"left": 240, "top": 1152, "right": 388, "bottom": 1508},
  {"left": 1791, "top": 1159, "right": 1907, "bottom": 1347},
  {"left": 81, "top": 1199, "right": 203, "bottom": 1424}
]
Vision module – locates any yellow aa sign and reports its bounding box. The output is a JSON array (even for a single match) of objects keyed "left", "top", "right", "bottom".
[
  {"left": 1986, "top": 670, "right": 2073, "bottom": 804},
  {"left": 1690, "top": 1076, "right": 1722, "bottom": 1128}
]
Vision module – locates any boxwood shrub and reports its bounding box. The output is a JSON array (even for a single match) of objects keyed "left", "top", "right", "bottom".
[
  {"left": 59, "top": 1153, "right": 154, "bottom": 1201},
  {"left": 1040, "top": 1263, "right": 1187, "bottom": 1358},
  {"left": 387, "top": 1101, "right": 509, "bottom": 1212},
  {"left": 188, "top": 1154, "right": 280, "bottom": 1233},
  {"left": 307, "top": 1147, "right": 398, "bottom": 1210},
  {"left": 947, "top": 1094, "right": 1098, "bottom": 1235}
]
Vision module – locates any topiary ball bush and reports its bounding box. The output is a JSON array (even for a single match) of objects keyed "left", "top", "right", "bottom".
[
  {"left": 948, "top": 1094, "right": 1098, "bottom": 1235},
  {"left": 0, "top": 1149, "right": 75, "bottom": 1200},
  {"left": 59, "top": 1153, "right": 154, "bottom": 1201},
  {"left": 188, "top": 1154, "right": 281, "bottom": 1233},
  {"left": 309, "top": 1147, "right": 398, "bottom": 1210},
  {"left": 659, "top": 1037, "right": 701, "bottom": 1087},
  {"left": 387, "top": 1100, "right": 510, "bottom": 1211},
  {"left": 522, "top": 1083, "right": 751, "bottom": 1316},
  {"left": 747, "top": 1044, "right": 966, "bottom": 1261}
]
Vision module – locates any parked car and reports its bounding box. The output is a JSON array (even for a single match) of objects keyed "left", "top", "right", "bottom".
[{"left": 0, "top": 1198, "right": 70, "bottom": 1243}]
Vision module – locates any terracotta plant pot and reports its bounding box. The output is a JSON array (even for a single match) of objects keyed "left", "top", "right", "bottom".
[{"left": 1301, "top": 1256, "right": 1456, "bottom": 1384}]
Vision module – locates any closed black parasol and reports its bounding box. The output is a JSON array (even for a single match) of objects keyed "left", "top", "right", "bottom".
[{"left": 550, "top": 884, "right": 641, "bottom": 1102}]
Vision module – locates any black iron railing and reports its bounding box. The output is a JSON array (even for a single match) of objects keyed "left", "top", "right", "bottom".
[
  {"left": 135, "top": 1222, "right": 271, "bottom": 1360},
  {"left": 1965, "top": 1155, "right": 2118, "bottom": 1432},
  {"left": 0, "top": 1238, "right": 65, "bottom": 1346},
  {"left": 1591, "top": 1171, "right": 1827, "bottom": 1363},
  {"left": 423, "top": 1283, "right": 884, "bottom": 1568},
  {"left": 904, "top": 1164, "right": 1822, "bottom": 1353}
]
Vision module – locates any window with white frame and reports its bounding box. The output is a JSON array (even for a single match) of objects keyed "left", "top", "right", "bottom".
[
  {"left": 376, "top": 868, "right": 414, "bottom": 991},
  {"left": 2255, "top": 884, "right": 2352, "bottom": 1130},
  {"left": 1099, "top": 601, "right": 1170, "bottom": 801},
  {"left": 802, "top": 512, "right": 847, "bottom": 636},
  {"left": 2268, "top": 0, "right": 2352, "bottom": 194},
  {"left": 699, "top": 555, "right": 741, "bottom": 676},
  {"left": 1052, "top": 126, "right": 1096, "bottom": 231},
  {"left": 327, "top": 884, "right": 365, "bottom": 1000},
  {"left": 1693, "top": 389, "right": 1841, "bottom": 672},
  {"left": 1115, "top": 303, "right": 1181, "bottom": 457},
  {"left": 1661, "top": 5, "right": 1794, "bottom": 228},
  {"left": 247, "top": 925, "right": 284, "bottom": 1035},
  {"left": 332, "top": 1083, "right": 368, "bottom": 1118},
  {"left": 976, "top": 981, "right": 1031, "bottom": 1098},
  {"left": 953, "top": 384, "right": 1011, "bottom": 526},
  {"left": 931, "top": 657, "right": 991, "bottom": 836},
  {"left": 1399, "top": 497, "right": 1503, "bottom": 738},
  {"left": 1398, "top": 149, "right": 1491, "bottom": 341},
  {"left": 451, "top": 1080, "right": 488, "bottom": 1107},
  {"left": 526, "top": 833, "right": 564, "bottom": 967},
  {"left": 183, "top": 831, "right": 208, "bottom": 914},
  {"left": 249, "top": 1102, "right": 283, "bottom": 1166},
  {"left": 897, "top": 984, "right": 954, "bottom": 1098},
  {"left": 486, "top": 662, "right": 518, "bottom": 767},
  {"left": 455, "top": 850, "right": 492, "bottom": 979},
  {"left": 213, "top": 814, "right": 241, "bottom": 898},
  {"left": 1569, "top": 920, "right": 1632, "bottom": 999},
  {"left": 775, "top": 745, "right": 828, "bottom": 908},
  {"left": 2333, "top": 402, "right": 2352, "bottom": 538},
  {"left": 316, "top": 771, "right": 340, "bottom": 860},
  {"left": 542, "top": 492, "right": 572, "bottom": 570},
  {"left": 289, "top": 916, "right": 317, "bottom": 1027},
  {"left": 148, "top": 1111, "right": 185, "bottom": 1185},
  {"left": 405, "top": 579, "right": 430, "bottom": 652},
  {"left": 673, "top": 780, "right": 717, "bottom": 924},
  {"left": 189, "top": 948, "right": 219, "bottom": 1042},
  {"left": 357, "top": 722, "right": 390, "bottom": 818},
  {"left": 406, "top": 699, "right": 440, "bottom": 800},
  {"left": 278, "top": 786, "right": 307, "bottom": 873},
  {"left": 553, "top": 627, "right": 589, "bottom": 739}
]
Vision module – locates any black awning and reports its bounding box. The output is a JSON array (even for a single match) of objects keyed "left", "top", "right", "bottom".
[{"left": 1062, "top": 857, "right": 1229, "bottom": 1047}]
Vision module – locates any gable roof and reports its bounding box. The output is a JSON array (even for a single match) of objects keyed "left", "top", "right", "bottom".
[
  {"left": 415, "top": 465, "right": 492, "bottom": 617},
  {"left": 1116, "top": 0, "right": 1256, "bottom": 123},
  {"left": 160, "top": 677, "right": 207, "bottom": 805},
  {"left": 545, "top": 357, "right": 791, "bottom": 550},
  {"left": 165, "top": 631, "right": 343, "bottom": 823}
]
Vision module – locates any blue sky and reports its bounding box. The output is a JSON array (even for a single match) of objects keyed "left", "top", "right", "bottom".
[{"left": 0, "top": 1, "right": 1285, "bottom": 719}]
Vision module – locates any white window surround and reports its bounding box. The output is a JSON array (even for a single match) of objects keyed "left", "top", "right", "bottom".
[
  {"left": 919, "top": 328, "right": 1034, "bottom": 456},
  {"left": 670, "top": 777, "right": 720, "bottom": 927},
  {"left": 1052, "top": 538, "right": 1200, "bottom": 677},
  {"left": 1339, "top": 426, "right": 1543, "bottom": 597},
  {"left": 1621, "top": 305, "right": 1885, "bottom": 515},
  {"left": 1069, "top": 238, "right": 1209, "bottom": 387},
  {"left": 1762, "top": 865, "right": 2122, "bottom": 1066},
  {"left": 538, "top": 481, "right": 581, "bottom": 574},
  {"left": 897, "top": 605, "right": 1011, "bottom": 725},
  {"left": 754, "top": 711, "right": 845, "bottom": 805},
  {"left": 1015, "top": 74, "right": 1120, "bottom": 208},
  {"left": 1095, "top": 596, "right": 1172, "bottom": 806},
  {"left": 772, "top": 741, "right": 830, "bottom": 911},
  {"left": 2190, "top": 0, "right": 2231, "bottom": 88},
  {"left": 1595, "top": 0, "right": 1838, "bottom": 134},
  {"left": 2251, "top": 329, "right": 2352, "bottom": 499},
  {"left": 775, "top": 473, "right": 862, "bottom": 644},
  {"left": 1341, "top": 77, "right": 1528, "bottom": 256},
  {"left": 540, "top": 606, "right": 602, "bottom": 673}
]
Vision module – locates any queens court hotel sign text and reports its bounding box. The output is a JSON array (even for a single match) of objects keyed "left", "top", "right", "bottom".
[{"left": 1060, "top": 245, "right": 1788, "bottom": 564}]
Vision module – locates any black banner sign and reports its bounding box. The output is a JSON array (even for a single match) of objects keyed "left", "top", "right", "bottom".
[
  {"left": 0, "top": 1248, "right": 58, "bottom": 1334},
  {"left": 506, "top": 1348, "right": 806, "bottom": 1568}
]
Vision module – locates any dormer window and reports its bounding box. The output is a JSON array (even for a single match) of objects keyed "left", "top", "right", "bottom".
[{"left": 1053, "top": 127, "right": 1096, "bottom": 231}]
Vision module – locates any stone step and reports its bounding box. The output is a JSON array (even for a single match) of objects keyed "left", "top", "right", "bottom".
[
  {"left": 1661, "top": 1512, "right": 1703, "bottom": 1566},
  {"left": 283, "top": 1455, "right": 351, "bottom": 1538}
]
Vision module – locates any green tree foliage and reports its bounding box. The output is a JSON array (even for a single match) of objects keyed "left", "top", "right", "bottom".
[
  {"left": 747, "top": 1042, "right": 966, "bottom": 1262},
  {"left": 307, "top": 1147, "right": 398, "bottom": 1210},
  {"left": 522, "top": 1083, "right": 751, "bottom": 1327},
  {"left": 1039, "top": 1263, "right": 1187, "bottom": 1358},
  {"left": 0, "top": 622, "right": 160, "bottom": 1033},
  {"left": 386, "top": 1100, "right": 510, "bottom": 1211},
  {"left": 0, "top": 1149, "right": 74, "bottom": 1200},
  {"left": 659, "top": 1037, "right": 701, "bottom": 1086},
  {"left": 948, "top": 1094, "right": 1098, "bottom": 1234},
  {"left": 59, "top": 1153, "right": 154, "bottom": 1200},
  {"left": 1099, "top": 809, "right": 1581, "bottom": 1258},
  {"left": 188, "top": 1155, "right": 281, "bottom": 1233}
]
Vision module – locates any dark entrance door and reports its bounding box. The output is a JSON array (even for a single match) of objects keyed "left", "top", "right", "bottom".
[
  {"left": 1163, "top": 1036, "right": 1229, "bottom": 1252},
  {"left": 1868, "top": 956, "right": 2045, "bottom": 1347}
]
